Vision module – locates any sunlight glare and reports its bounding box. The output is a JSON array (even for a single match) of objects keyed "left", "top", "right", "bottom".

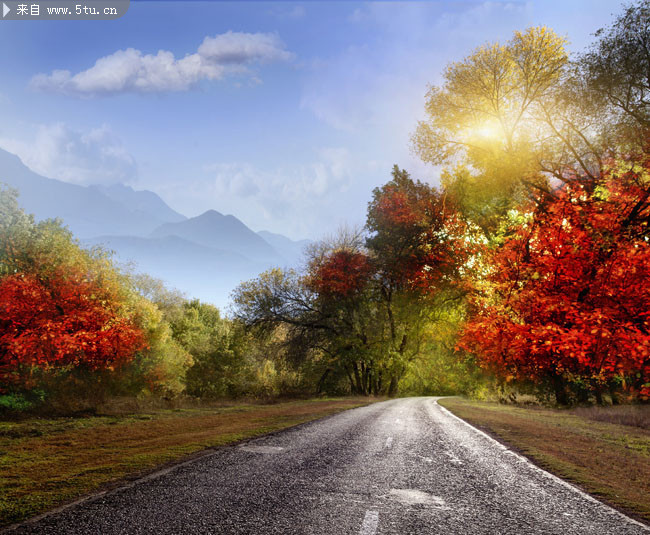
[{"left": 475, "top": 122, "right": 500, "bottom": 139}]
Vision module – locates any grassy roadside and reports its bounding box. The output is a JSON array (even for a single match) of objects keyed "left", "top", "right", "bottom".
[
  {"left": 0, "top": 397, "right": 375, "bottom": 528},
  {"left": 438, "top": 397, "right": 650, "bottom": 523}
]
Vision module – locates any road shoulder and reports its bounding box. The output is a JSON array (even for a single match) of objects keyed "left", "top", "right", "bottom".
[{"left": 438, "top": 397, "right": 650, "bottom": 526}]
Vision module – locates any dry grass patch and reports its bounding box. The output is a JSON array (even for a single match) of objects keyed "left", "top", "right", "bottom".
[
  {"left": 570, "top": 404, "right": 649, "bottom": 429},
  {"left": 0, "top": 397, "right": 374, "bottom": 528},
  {"left": 438, "top": 397, "right": 650, "bottom": 524}
]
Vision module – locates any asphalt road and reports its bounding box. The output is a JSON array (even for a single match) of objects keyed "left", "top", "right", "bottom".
[{"left": 7, "top": 397, "right": 649, "bottom": 534}]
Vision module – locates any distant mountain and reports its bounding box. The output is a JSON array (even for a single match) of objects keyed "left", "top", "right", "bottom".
[
  {"left": 0, "top": 147, "right": 311, "bottom": 309},
  {"left": 88, "top": 227, "right": 311, "bottom": 309},
  {"left": 90, "top": 184, "right": 186, "bottom": 224},
  {"left": 150, "top": 210, "right": 283, "bottom": 264},
  {"left": 85, "top": 235, "right": 266, "bottom": 309},
  {"left": 258, "top": 230, "right": 311, "bottom": 267},
  {"left": 0, "top": 148, "right": 178, "bottom": 238}
]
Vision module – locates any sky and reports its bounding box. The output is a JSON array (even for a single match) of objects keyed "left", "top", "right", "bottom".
[{"left": 0, "top": 0, "right": 624, "bottom": 240}]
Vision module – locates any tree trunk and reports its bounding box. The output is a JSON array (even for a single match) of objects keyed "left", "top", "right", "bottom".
[
  {"left": 594, "top": 389, "right": 604, "bottom": 406},
  {"left": 364, "top": 366, "right": 372, "bottom": 395},
  {"left": 552, "top": 375, "right": 569, "bottom": 405},
  {"left": 361, "top": 362, "right": 368, "bottom": 395},
  {"left": 387, "top": 375, "right": 398, "bottom": 397},
  {"left": 344, "top": 367, "right": 356, "bottom": 395},
  {"left": 317, "top": 368, "right": 331, "bottom": 394},
  {"left": 576, "top": 386, "right": 590, "bottom": 404},
  {"left": 352, "top": 362, "right": 364, "bottom": 395}
]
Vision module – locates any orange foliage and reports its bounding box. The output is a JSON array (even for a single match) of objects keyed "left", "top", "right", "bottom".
[
  {"left": 368, "top": 172, "right": 472, "bottom": 294},
  {"left": 309, "top": 250, "right": 372, "bottom": 298},
  {"left": 0, "top": 270, "right": 146, "bottom": 387},
  {"left": 459, "top": 159, "right": 650, "bottom": 397}
]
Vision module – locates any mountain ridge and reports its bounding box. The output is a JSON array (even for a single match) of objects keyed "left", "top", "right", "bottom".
[
  {"left": 150, "top": 209, "right": 283, "bottom": 264},
  {"left": 0, "top": 148, "right": 172, "bottom": 238},
  {"left": 90, "top": 183, "right": 187, "bottom": 224},
  {"left": 0, "top": 146, "right": 310, "bottom": 308}
]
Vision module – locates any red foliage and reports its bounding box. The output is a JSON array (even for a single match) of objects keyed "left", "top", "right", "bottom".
[
  {"left": 459, "top": 162, "right": 650, "bottom": 395},
  {"left": 309, "top": 250, "right": 372, "bottom": 298},
  {"left": 0, "top": 270, "right": 146, "bottom": 385},
  {"left": 375, "top": 187, "right": 421, "bottom": 227},
  {"left": 367, "top": 172, "right": 472, "bottom": 293}
]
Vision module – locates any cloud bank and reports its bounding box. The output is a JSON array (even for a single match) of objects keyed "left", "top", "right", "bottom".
[
  {"left": 0, "top": 123, "right": 137, "bottom": 185},
  {"left": 30, "top": 31, "right": 293, "bottom": 96},
  {"left": 155, "top": 147, "right": 357, "bottom": 239}
]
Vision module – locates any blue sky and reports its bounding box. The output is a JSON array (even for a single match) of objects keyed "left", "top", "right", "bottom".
[{"left": 0, "top": 0, "right": 623, "bottom": 239}]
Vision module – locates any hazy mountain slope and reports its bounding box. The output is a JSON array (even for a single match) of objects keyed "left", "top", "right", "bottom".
[
  {"left": 0, "top": 147, "right": 309, "bottom": 308},
  {"left": 150, "top": 210, "right": 282, "bottom": 264},
  {"left": 0, "top": 148, "right": 173, "bottom": 238},
  {"left": 258, "top": 230, "right": 311, "bottom": 267},
  {"left": 90, "top": 184, "right": 186, "bottom": 224},
  {"left": 85, "top": 235, "right": 266, "bottom": 309}
]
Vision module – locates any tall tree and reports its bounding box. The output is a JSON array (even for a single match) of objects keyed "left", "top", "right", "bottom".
[
  {"left": 459, "top": 154, "right": 650, "bottom": 403},
  {"left": 233, "top": 230, "right": 384, "bottom": 396},
  {"left": 578, "top": 0, "right": 650, "bottom": 150},
  {"left": 413, "top": 28, "right": 566, "bottom": 169},
  {"left": 234, "top": 167, "right": 473, "bottom": 396},
  {"left": 365, "top": 166, "right": 472, "bottom": 394}
]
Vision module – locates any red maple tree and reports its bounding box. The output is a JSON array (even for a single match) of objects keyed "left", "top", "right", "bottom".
[
  {"left": 366, "top": 166, "right": 471, "bottom": 294},
  {"left": 459, "top": 158, "right": 650, "bottom": 401},
  {"left": 309, "top": 250, "right": 372, "bottom": 298},
  {"left": 0, "top": 270, "right": 146, "bottom": 387}
]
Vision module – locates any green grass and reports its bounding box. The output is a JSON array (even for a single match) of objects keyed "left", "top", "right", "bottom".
[
  {"left": 0, "top": 397, "right": 375, "bottom": 528},
  {"left": 439, "top": 397, "right": 650, "bottom": 523}
]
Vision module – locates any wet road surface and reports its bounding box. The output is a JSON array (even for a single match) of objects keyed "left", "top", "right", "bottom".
[{"left": 6, "top": 397, "right": 649, "bottom": 534}]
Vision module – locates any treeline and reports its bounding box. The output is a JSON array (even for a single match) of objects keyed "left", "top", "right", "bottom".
[
  {"left": 1, "top": 2, "right": 649, "bottom": 410},
  {"left": 233, "top": 2, "right": 650, "bottom": 404},
  {"left": 0, "top": 187, "right": 313, "bottom": 412}
]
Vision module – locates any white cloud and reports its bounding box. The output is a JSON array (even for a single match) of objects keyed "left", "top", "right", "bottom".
[
  {"left": 197, "top": 32, "right": 293, "bottom": 65},
  {"left": 205, "top": 147, "right": 351, "bottom": 204},
  {"left": 0, "top": 123, "right": 137, "bottom": 185},
  {"left": 157, "top": 148, "right": 356, "bottom": 239},
  {"left": 30, "top": 31, "right": 293, "bottom": 97}
]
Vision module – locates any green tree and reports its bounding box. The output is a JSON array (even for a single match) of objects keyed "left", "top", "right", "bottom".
[
  {"left": 233, "top": 249, "right": 384, "bottom": 396},
  {"left": 234, "top": 167, "right": 473, "bottom": 397},
  {"left": 577, "top": 0, "right": 650, "bottom": 152},
  {"left": 365, "top": 166, "right": 474, "bottom": 395},
  {"left": 173, "top": 300, "right": 248, "bottom": 398}
]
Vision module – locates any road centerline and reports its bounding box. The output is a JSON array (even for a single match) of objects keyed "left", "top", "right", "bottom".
[{"left": 359, "top": 510, "right": 379, "bottom": 535}]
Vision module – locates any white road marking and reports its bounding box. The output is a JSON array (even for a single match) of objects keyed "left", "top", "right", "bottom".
[
  {"left": 359, "top": 510, "right": 379, "bottom": 535},
  {"left": 434, "top": 399, "right": 650, "bottom": 532},
  {"left": 389, "top": 488, "right": 449, "bottom": 509},
  {"left": 238, "top": 445, "right": 284, "bottom": 454},
  {"left": 384, "top": 437, "right": 393, "bottom": 448},
  {"left": 408, "top": 452, "right": 433, "bottom": 463},
  {"left": 503, "top": 450, "right": 526, "bottom": 462},
  {"left": 444, "top": 451, "right": 463, "bottom": 465}
]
